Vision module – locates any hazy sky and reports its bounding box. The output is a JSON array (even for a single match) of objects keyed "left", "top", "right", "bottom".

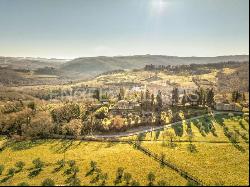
[{"left": 0, "top": 0, "right": 249, "bottom": 59}]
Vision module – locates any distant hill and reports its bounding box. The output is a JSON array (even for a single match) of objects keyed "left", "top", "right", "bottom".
[
  {"left": 60, "top": 55, "right": 249, "bottom": 78},
  {"left": 217, "top": 62, "right": 249, "bottom": 92},
  {"left": 0, "top": 56, "right": 69, "bottom": 70},
  {"left": 0, "top": 55, "right": 248, "bottom": 83}
]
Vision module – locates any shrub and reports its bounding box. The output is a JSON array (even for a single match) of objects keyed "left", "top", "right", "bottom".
[
  {"left": 95, "top": 107, "right": 109, "bottom": 119},
  {"left": 29, "top": 158, "right": 44, "bottom": 178},
  {"left": 110, "top": 117, "right": 126, "bottom": 131},
  {"left": 244, "top": 116, "right": 249, "bottom": 123},
  {"left": 67, "top": 176, "right": 81, "bottom": 186},
  {"left": 186, "top": 180, "right": 199, "bottom": 186},
  {"left": 90, "top": 160, "right": 97, "bottom": 170},
  {"left": 27, "top": 101, "right": 36, "bottom": 111},
  {"left": 173, "top": 112, "right": 182, "bottom": 122},
  {"left": 123, "top": 172, "right": 132, "bottom": 185},
  {"left": 131, "top": 180, "right": 140, "bottom": 186},
  {"left": 17, "top": 182, "right": 30, "bottom": 186},
  {"left": 158, "top": 180, "right": 167, "bottom": 186},
  {"left": 101, "top": 118, "right": 112, "bottom": 131},
  {"left": 15, "top": 161, "right": 25, "bottom": 172},
  {"left": 228, "top": 113, "right": 234, "bottom": 118},
  {"left": 100, "top": 172, "right": 108, "bottom": 186},
  {"left": 241, "top": 132, "right": 249, "bottom": 141},
  {"left": 0, "top": 108, "right": 32, "bottom": 136},
  {"left": 0, "top": 164, "right": 4, "bottom": 175},
  {"left": 33, "top": 158, "right": 44, "bottom": 169},
  {"left": 51, "top": 103, "right": 80, "bottom": 123},
  {"left": 2, "top": 101, "right": 23, "bottom": 114},
  {"left": 7, "top": 168, "right": 16, "bottom": 176},
  {"left": 90, "top": 168, "right": 102, "bottom": 184},
  {"left": 160, "top": 153, "right": 166, "bottom": 168},
  {"left": 172, "top": 124, "right": 184, "bottom": 137},
  {"left": 41, "top": 178, "right": 55, "bottom": 186},
  {"left": 53, "top": 159, "right": 65, "bottom": 172},
  {"left": 187, "top": 143, "right": 198, "bottom": 153},
  {"left": 239, "top": 119, "right": 247, "bottom": 130},
  {"left": 86, "top": 161, "right": 97, "bottom": 176},
  {"left": 114, "top": 167, "right": 124, "bottom": 185},
  {"left": 22, "top": 112, "right": 54, "bottom": 138},
  {"left": 68, "top": 160, "right": 76, "bottom": 167},
  {"left": 228, "top": 132, "right": 239, "bottom": 143},
  {"left": 147, "top": 172, "right": 156, "bottom": 186},
  {"left": 64, "top": 160, "right": 78, "bottom": 176},
  {"left": 57, "top": 159, "right": 66, "bottom": 167},
  {"left": 71, "top": 166, "right": 79, "bottom": 176},
  {"left": 163, "top": 131, "right": 177, "bottom": 148},
  {"left": 62, "top": 119, "right": 82, "bottom": 137}
]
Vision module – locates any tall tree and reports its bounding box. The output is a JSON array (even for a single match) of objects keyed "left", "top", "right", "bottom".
[
  {"left": 119, "top": 87, "right": 125, "bottom": 100},
  {"left": 242, "top": 92, "right": 246, "bottom": 101},
  {"left": 145, "top": 89, "right": 151, "bottom": 111},
  {"left": 182, "top": 90, "right": 187, "bottom": 106},
  {"left": 93, "top": 89, "right": 100, "bottom": 101},
  {"left": 171, "top": 88, "right": 179, "bottom": 106},
  {"left": 232, "top": 91, "right": 236, "bottom": 102},
  {"left": 156, "top": 91, "right": 163, "bottom": 112},
  {"left": 146, "top": 89, "right": 151, "bottom": 100},
  {"left": 151, "top": 94, "right": 155, "bottom": 111},
  {"left": 197, "top": 88, "right": 205, "bottom": 106},
  {"left": 236, "top": 91, "right": 241, "bottom": 102},
  {"left": 232, "top": 90, "right": 241, "bottom": 102},
  {"left": 140, "top": 91, "right": 144, "bottom": 102},
  {"left": 140, "top": 91, "right": 144, "bottom": 111},
  {"left": 206, "top": 88, "right": 215, "bottom": 107}
]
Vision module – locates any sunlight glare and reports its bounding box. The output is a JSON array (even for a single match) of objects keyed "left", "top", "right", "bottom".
[{"left": 151, "top": 0, "right": 168, "bottom": 15}]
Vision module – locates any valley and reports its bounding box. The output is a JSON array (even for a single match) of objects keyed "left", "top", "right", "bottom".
[{"left": 0, "top": 56, "right": 249, "bottom": 186}]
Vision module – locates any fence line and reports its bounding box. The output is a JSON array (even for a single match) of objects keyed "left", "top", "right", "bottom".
[{"left": 128, "top": 140, "right": 205, "bottom": 186}]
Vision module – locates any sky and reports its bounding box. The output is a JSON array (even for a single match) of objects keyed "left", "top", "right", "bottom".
[{"left": 0, "top": 0, "right": 249, "bottom": 59}]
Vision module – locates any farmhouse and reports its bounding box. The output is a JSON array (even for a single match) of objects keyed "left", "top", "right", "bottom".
[
  {"left": 117, "top": 100, "right": 132, "bottom": 109},
  {"left": 215, "top": 102, "right": 243, "bottom": 112},
  {"left": 109, "top": 100, "right": 141, "bottom": 115},
  {"left": 146, "top": 83, "right": 172, "bottom": 95}
]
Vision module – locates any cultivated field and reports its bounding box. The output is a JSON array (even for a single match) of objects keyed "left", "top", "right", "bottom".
[
  {"left": 0, "top": 115, "right": 249, "bottom": 186},
  {"left": 132, "top": 114, "right": 250, "bottom": 186},
  {"left": 0, "top": 139, "right": 187, "bottom": 186}
]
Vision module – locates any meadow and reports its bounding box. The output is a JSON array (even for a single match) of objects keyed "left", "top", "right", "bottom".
[
  {"left": 0, "top": 139, "right": 187, "bottom": 186},
  {"left": 134, "top": 114, "right": 249, "bottom": 186},
  {"left": 0, "top": 114, "right": 249, "bottom": 186}
]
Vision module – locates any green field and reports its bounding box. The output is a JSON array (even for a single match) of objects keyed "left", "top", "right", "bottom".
[
  {"left": 135, "top": 114, "right": 249, "bottom": 186},
  {"left": 141, "top": 142, "right": 249, "bottom": 186},
  {"left": 126, "top": 114, "right": 249, "bottom": 142},
  {"left": 0, "top": 114, "right": 249, "bottom": 186},
  {"left": 0, "top": 139, "right": 187, "bottom": 186}
]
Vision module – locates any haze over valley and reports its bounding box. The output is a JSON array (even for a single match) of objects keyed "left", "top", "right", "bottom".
[
  {"left": 0, "top": 0, "right": 249, "bottom": 186},
  {"left": 0, "top": 54, "right": 248, "bottom": 85}
]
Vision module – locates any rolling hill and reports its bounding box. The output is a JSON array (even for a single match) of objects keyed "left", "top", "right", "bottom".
[
  {"left": 60, "top": 55, "right": 249, "bottom": 78},
  {"left": 0, "top": 55, "right": 248, "bottom": 85},
  {"left": 0, "top": 56, "right": 68, "bottom": 70}
]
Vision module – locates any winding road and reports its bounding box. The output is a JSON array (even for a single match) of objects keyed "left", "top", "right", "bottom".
[{"left": 82, "top": 111, "right": 244, "bottom": 140}]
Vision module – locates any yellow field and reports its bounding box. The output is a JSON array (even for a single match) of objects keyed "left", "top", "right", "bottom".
[
  {"left": 141, "top": 142, "right": 249, "bottom": 186},
  {"left": 0, "top": 140, "right": 187, "bottom": 186},
  {"left": 0, "top": 115, "right": 249, "bottom": 186},
  {"left": 131, "top": 115, "right": 249, "bottom": 186},
  {"left": 126, "top": 115, "right": 249, "bottom": 142}
]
